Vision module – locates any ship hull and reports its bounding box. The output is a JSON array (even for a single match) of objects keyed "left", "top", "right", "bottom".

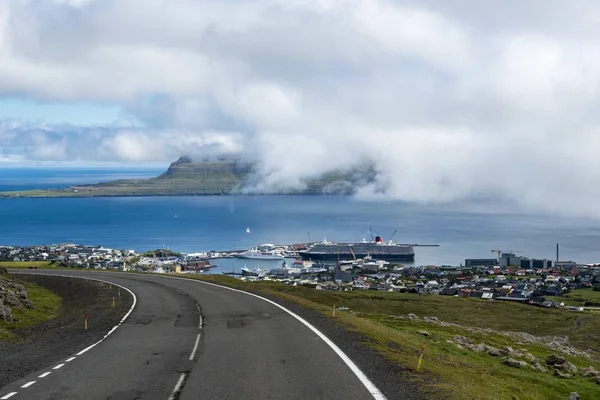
[
  {"left": 235, "top": 254, "right": 283, "bottom": 260},
  {"left": 300, "top": 252, "right": 414, "bottom": 262}
]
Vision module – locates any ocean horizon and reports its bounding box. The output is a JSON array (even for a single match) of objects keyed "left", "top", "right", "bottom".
[{"left": 1, "top": 168, "right": 600, "bottom": 266}]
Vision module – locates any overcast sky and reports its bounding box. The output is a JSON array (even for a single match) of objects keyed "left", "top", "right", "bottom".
[{"left": 1, "top": 0, "right": 600, "bottom": 215}]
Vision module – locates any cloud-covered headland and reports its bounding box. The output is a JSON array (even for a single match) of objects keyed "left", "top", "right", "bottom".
[{"left": 1, "top": 1, "right": 599, "bottom": 216}]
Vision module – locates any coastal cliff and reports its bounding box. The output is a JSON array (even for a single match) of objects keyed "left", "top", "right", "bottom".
[{"left": 0, "top": 157, "right": 375, "bottom": 198}]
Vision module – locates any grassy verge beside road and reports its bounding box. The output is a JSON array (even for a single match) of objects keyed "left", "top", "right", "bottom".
[
  {"left": 0, "top": 280, "right": 62, "bottom": 341},
  {"left": 0, "top": 274, "right": 133, "bottom": 387},
  {"left": 0, "top": 261, "right": 63, "bottom": 269},
  {"left": 171, "top": 274, "right": 600, "bottom": 400}
]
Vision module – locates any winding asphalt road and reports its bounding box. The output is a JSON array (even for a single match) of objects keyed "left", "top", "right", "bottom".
[{"left": 1, "top": 270, "right": 383, "bottom": 400}]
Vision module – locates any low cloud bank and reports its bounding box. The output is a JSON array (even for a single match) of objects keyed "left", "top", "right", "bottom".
[{"left": 2, "top": 1, "right": 600, "bottom": 217}]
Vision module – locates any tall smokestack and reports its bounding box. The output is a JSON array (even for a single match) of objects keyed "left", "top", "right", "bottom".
[{"left": 556, "top": 243, "right": 559, "bottom": 262}]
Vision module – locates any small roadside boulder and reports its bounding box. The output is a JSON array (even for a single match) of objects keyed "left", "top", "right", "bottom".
[
  {"left": 468, "top": 343, "right": 488, "bottom": 353},
  {"left": 406, "top": 313, "right": 419, "bottom": 320},
  {"left": 453, "top": 335, "right": 472, "bottom": 346},
  {"left": 10, "top": 283, "right": 25, "bottom": 292},
  {"left": 487, "top": 346, "right": 504, "bottom": 357},
  {"left": 583, "top": 366, "right": 599, "bottom": 377},
  {"left": 555, "top": 361, "right": 578, "bottom": 374},
  {"left": 503, "top": 358, "right": 528, "bottom": 368},
  {"left": 0, "top": 304, "right": 13, "bottom": 321},
  {"left": 4, "top": 294, "right": 21, "bottom": 308},
  {"left": 417, "top": 330, "right": 430, "bottom": 337},
  {"left": 531, "top": 361, "right": 547, "bottom": 373},
  {"left": 569, "top": 392, "right": 580, "bottom": 400},
  {"left": 546, "top": 354, "right": 566, "bottom": 366},
  {"left": 554, "top": 369, "right": 572, "bottom": 379}
]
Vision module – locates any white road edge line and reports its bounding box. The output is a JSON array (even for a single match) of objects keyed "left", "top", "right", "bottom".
[
  {"left": 73, "top": 277, "right": 137, "bottom": 356},
  {"left": 14, "top": 271, "right": 384, "bottom": 399},
  {"left": 189, "top": 333, "right": 201, "bottom": 361},
  {"left": 164, "top": 275, "right": 387, "bottom": 400},
  {"left": 2, "top": 273, "right": 138, "bottom": 400},
  {"left": 13, "top": 273, "right": 137, "bottom": 358},
  {"left": 38, "top": 372, "right": 51, "bottom": 378},
  {"left": 198, "top": 314, "right": 203, "bottom": 329},
  {"left": 167, "top": 373, "right": 186, "bottom": 400},
  {"left": 65, "top": 357, "right": 76, "bottom": 362}
]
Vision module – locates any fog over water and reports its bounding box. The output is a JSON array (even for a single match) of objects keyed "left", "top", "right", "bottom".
[{"left": 1, "top": 168, "right": 600, "bottom": 267}]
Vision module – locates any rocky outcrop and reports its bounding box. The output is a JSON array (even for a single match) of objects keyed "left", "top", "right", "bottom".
[
  {"left": 431, "top": 316, "right": 600, "bottom": 380},
  {"left": 397, "top": 313, "right": 590, "bottom": 357},
  {"left": 503, "top": 358, "right": 528, "bottom": 368},
  {"left": 0, "top": 268, "right": 33, "bottom": 321},
  {"left": 554, "top": 369, "right": 573, "bottom": 379},
  {"left": 545, "top": 353, "right": 578, "bottom": 377}
]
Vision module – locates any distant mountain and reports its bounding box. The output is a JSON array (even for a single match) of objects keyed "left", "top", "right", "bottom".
[{"left": 0, "top": 157, "right": 376, "bottom": 198}]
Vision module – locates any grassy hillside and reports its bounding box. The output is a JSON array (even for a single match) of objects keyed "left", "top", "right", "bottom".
[
  {"left": 170, "top": 274, "right": 600, "bottom": 400},
  {"left": 0, "top": 275, "right": 62, "bottom": 341},
  {"left": 0, "top": 157, "right": 375, "bottom": 198}
]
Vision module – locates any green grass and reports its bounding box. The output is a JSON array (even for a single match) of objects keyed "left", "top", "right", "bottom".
[
  {"left": 0, "top": 280, "right": 62, "bottom": 341},
  {"left": 546, "top": 289, "right": 600, "bottom": 307},
  {"left": 0, "top": 189, "right": 73, "bottom": 198},
  {"left": 167, "top": 274, "right": 600, "bottom": 399},
  {"left": 0, "top": 261, "right": 62, "bottom": 269}
]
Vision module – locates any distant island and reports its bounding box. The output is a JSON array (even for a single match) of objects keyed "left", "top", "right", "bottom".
[{"left": 0, "top": 156, "right": 375, "bottom": 198}]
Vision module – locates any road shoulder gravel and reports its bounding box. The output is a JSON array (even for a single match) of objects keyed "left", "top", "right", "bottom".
[{"left": 0, "top": 274, "right": 133, "bottom": 388}]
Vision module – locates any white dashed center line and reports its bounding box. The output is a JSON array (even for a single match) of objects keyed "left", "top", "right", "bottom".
[
  {"left": 0, "top": 274, "right": 139, "bottom": 400},
  {"left": 189, "top": 333, "right": 201, "bottom": 361}
]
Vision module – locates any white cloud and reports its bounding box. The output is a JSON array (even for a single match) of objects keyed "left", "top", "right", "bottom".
[{"left": 1, "top": 0, "right": 600, "bottom": 217}]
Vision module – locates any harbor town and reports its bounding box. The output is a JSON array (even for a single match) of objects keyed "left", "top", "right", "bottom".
[{"left": 3, "top": 241, "right": 600, "bottom": 310}]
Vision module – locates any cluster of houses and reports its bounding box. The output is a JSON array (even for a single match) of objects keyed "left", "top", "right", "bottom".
[
  {"left": 302, "top": 253, "right": 600, "bottom": 309},
  {"left": 0, "top": 244, "right": 134, "bottom": 268},
  {"left": 0, "top": 245, "right": 213, "bottom": 273},
  {"left": 376, "top": 264, "right": 599, "bottom": 303},
  {"left": 3, "top": 245, "right": 600, "bottom": 308}
]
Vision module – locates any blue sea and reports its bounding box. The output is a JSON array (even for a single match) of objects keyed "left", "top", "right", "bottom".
[{"left": 1, "top": 168, "right": 600, "bottom": 268}]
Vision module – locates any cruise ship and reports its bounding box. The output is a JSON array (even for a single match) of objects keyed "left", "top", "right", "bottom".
[{"left": 299, "top": 236, "right": 415, "bottom": 262}]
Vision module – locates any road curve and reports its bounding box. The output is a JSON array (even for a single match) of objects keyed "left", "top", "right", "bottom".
[{"left": 1, "top": 270, "right": 382, "bottom": 400}]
